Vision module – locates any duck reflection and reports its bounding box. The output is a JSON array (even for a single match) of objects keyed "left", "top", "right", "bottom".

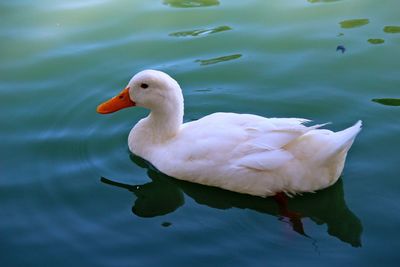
[{"left": 101, "top": 155, "right": 362, "bottom": 247}]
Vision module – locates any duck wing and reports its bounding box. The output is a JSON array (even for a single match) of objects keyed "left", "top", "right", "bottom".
[
  {"left": 179, "top": 113, "right": 326, "bottom": 171},
  {"left": 233, "top": 116, "right": 326, "bottom": 171}
]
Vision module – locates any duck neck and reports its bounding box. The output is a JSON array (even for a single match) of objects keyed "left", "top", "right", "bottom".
[{"left": 146, "top": 102, "right": 183, "bottom": 142}]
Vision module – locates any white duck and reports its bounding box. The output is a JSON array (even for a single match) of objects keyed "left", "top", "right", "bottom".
[{"left": 97, "top": 70, "right": 361, "bottom": 197}]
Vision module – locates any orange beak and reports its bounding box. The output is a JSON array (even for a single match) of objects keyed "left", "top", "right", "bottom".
[{"left": 97, "top": 87, "right": 136, "bottom": 114}]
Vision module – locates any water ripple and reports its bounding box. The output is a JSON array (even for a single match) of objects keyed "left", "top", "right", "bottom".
[{"left": 55, "top": 0, "right": 110, "bottom": 10}]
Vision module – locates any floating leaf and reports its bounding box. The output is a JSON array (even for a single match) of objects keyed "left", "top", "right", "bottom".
[
  {"left": 372, "top": 98, "right": 400, "bottom": 106},
  {"left": 195, "top": 54, "right": 242, "bottom": 66},
  {"left": 169, "top": 26, "right": 231, "bottom": 37},
  {"left": 383, "top": 26, "right": 400, "bottom": 33},
  {"left": 308, "top": 0, "right": 341, "bottom": 3},
  {"left": 339, "top": 19, "right": 369, "bottom": 29},
  {"left": 368, "top": 38, "right": 385, "bottom": 45},
  {"left": 164, "top": 0, "right": 219, "bottom": 8}
]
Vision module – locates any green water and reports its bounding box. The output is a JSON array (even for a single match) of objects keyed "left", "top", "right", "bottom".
[{"left": 1, "top": 0, "right": 400, "bottom": 265}]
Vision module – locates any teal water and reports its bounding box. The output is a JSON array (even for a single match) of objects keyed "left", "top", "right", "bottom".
[{"left": 1, "top": 0, "right": 400, "bottom": 265}]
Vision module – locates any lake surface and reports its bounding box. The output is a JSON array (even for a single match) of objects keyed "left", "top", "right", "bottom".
[{"left": 1, "top": 0, "right": 400, "bottom": 266}]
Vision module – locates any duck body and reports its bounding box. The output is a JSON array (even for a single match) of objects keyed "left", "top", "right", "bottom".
[{"left": 98, "top": 70, "right": 361, "bottom": 197}]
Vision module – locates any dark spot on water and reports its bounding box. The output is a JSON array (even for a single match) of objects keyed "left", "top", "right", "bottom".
[
  {"left": 162, "top": 222, "right": 172, "bottom": 227},
  {"left": 336, "top": 45, "right": 346, "bottom": 53},
  {"left": 372, "top": 98, "right": 400, "bottom": 106}
]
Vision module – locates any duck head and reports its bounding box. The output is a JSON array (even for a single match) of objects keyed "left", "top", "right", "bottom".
[{"left": 97, "top": 70, "right": 183, "bottom": 114}]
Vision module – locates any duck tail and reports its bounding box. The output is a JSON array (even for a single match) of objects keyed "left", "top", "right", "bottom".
[
  {"left": 335, "top": 120, "right": 362, "bottom": 150},
  {"left": 326, "top": 120, "right": 362, "bottom": 158}
]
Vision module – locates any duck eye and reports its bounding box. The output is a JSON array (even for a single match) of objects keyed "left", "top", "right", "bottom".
[{"left": 140, "top": 83, "right": 149, "bottom": 89}]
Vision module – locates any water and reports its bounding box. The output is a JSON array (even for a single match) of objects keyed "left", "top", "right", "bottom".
[{"left": 1, "top": 0, "right": 400, "bottom": 265}]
